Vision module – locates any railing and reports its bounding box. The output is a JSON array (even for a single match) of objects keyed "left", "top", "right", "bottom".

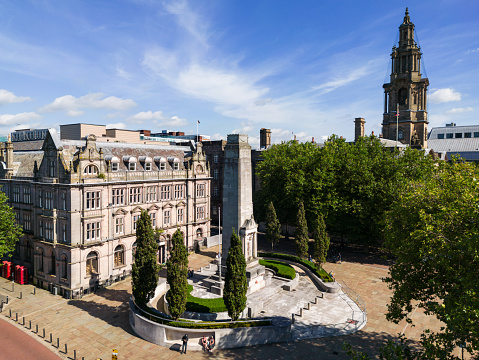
[{"left": 338, "top": 279, "right": 366, "bottom": 313}]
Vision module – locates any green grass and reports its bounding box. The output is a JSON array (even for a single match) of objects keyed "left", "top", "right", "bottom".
[
  {"left": 259, "top": 252, "right": 333, "bottom": 282},
  {"left": 185, "top": 284, "right": 228, "bottom": 313},
  {"left": 258, "top": 259, "right": 296, "bottom": 280}
]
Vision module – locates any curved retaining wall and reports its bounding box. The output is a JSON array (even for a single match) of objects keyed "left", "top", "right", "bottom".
[{"left": 129, "top": 298, "right": 291, "bottom": 350}]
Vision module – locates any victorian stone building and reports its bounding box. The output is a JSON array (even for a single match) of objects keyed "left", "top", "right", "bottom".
[
  {"left": 382, "top": 8, "right": 429, "bottom": 149},
  {"left": 0, "top": 125, "right": 210, "bottom": 298}
]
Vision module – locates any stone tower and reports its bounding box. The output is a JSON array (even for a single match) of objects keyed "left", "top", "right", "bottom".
[
  {"left": 259, "top": 128, "right": 271, "bottom": 149},
  {"left": 354, "top": 118, "right": 365, "bottom": 142},
  {"left": 382, "top": 8, "right": 429, "bottom": 149}
]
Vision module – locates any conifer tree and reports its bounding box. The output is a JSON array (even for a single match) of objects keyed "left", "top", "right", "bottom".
[
  {"left": 132, "top": 209, "right": 160, "bottom": 308},
  {"left": 294, "top": 201, "right": 309, "bottom": 259},
  {"left": 313, "top": 213, "right": 329, "bottom": 265},
  {"left": 265, "top": 201, "right": 281, "bottom": 251},
  {"left": 223, "top": 229, "right": 247, "bottom": 321},
  {"left": 166, "top": 228, "right": 188, "bottom": 319}
]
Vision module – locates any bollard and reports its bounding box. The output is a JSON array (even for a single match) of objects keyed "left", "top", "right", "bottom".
[
  {"left": 9, "top": 309, "right": 11, "bottom": 317},
  {"left": 22, "top": 316, "right": 25, "bottom": 325},
  {"left": 299, "top": 308, "right": 303, "bottom": 317},
  {"left": 29, "top": 320, "right": 31, "bottom": 329},
  {"left": 64, "top": 343, "right": 67, "bottom": 354},
  {"left": 19, "top": 291, "right": 22, "bottom": 299},
  {"left": 15, "top": 312, "right": 18, "bottom": 322},
  {"left": 307, "top": 303, "right": 311, "bottom": 310},
  {"left": 6, "top": 296, "right": 8, "bottom": 304},
  {"left": 74, "top": 349, "right": 76, "bottom": 359},
  {"left": 49, "top": 333, "right": 52, "bottom": 343},
  {"left": 36, "top": 324, "right": 38, "bottom": 333},
  {"left": 43, "top": 328, "right": 45, "bottom": 338},
  {"left": 12, "top": 282, "right": 14, "bottom": 292},
  {"left": 33, "top": 287, "right": 36, "bottom": 295},
  {"left": 57, "top": 337, "right": 59, "bottom": 348}
]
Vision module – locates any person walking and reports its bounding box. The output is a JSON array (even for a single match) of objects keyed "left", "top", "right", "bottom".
[{"left": 181, "top": 334, "right": 188, "bottom": 354}]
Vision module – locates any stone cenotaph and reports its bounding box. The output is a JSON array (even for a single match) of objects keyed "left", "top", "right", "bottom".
[{"left": 222, "top": 134, "right": 265, "bottom": 294}]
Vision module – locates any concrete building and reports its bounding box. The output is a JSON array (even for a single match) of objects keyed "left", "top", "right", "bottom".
[
  {"left": 382, "top": 8, "right": 429, "bottom": 149},
  {"left": 0, "top": 125, "right": 210, "bottom": 298},
  {"left": 428, "top": 123, "right": 479, "bottom": 161}
]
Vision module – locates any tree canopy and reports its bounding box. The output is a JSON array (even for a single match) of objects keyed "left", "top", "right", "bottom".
[
  {"left": 265, "top": 201, "right": 281, "bottom": 251},
  {"left": 132, "top": 209, "right": 160, "bottom": 308},
  {"left": 166, "top": 228, "right": 189, "bottom": 320},
  {"left": 0, "top": 191, "right": 23, "bottom": 258},
  {"left": 294, "top": 201, "right": 309, "bottom": 259}
]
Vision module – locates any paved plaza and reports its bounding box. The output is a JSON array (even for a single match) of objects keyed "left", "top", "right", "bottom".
[{"left": 0, "top": 242, "right": 445, "bottom": 360}]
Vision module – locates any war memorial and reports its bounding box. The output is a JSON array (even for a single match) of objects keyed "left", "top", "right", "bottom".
[{"left": 129, "top": 134, "right": 366, "bottom": 351}]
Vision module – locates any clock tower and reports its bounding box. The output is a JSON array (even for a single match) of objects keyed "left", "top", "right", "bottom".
[{"left": 382, "top": 8, "right": 429, "bottom": 149}]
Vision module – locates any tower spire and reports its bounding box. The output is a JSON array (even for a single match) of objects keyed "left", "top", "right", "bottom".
[{"left": 403, "top": 7, "right": 411, "bottom": 24}]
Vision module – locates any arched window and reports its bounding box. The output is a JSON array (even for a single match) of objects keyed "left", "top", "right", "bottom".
[
  {"left": 114, "top": 245, "right": 125, "bottom": 267},
  {"left": 51, "top": 252, "right": 56, "bottom": 276},
  {"left": 196, "top": 228, "right": 203, "bottom": 239},
  {"left": 84, "top": 164, "right": 99, "bottom": 175},
  {"left": 86, "top": 252, "right": 98, "bottom": 275},
  {"left": 398, "top": 88, "right": 407, "bottom": 106},
  {"left": 61, "top": 254, "right": 68, "bottom": 279}
]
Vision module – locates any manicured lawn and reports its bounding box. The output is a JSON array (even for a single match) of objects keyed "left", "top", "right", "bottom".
[
  {"left": 258, "top": 259, "right": 296, "bottom": 280},
  {"left": 185, "top": 284, "right": 227, "bottom": 313}
]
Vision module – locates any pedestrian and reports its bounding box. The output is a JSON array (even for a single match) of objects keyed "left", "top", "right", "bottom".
[
  {"left": 338, "top": 253, "right": 341, "bottom": 264},
  {"left": 201, "top": 336, "right": 207, "bottom": 352},
  {"left": 208, "top": 336, "right": 215, "bottom": 352},
  {"left": 309, "top": 254, "right": 312, "bottom": 262},
  {"left": 181, "top": 333, "right": 188, "bottom": 354},
  {"left": 329, "top": 270, "right": 334, "bottom": 280}
]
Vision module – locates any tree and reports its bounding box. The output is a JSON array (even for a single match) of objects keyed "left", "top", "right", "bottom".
[
  {"left": 294, "top": 202, "right": 309, "bottom": 259},
  {"left": 0, "top": 191, "right": 22, "bottom": 258},
  {"left": 383, "top": 160, "right": 479, "bottom": 359},
  {"left": 131, "top": 209, "right": 160, "bottom": 308},
  {"left": 313, "top": 213, "right": 329, "bottom": 265},
  {"left": 265, "top": 202, "right": 281, "bottom": 251},
  {"left": 166, "top": 228, "right": 189, "bottom": 320},
  {"left": 223, "top": 229, "right": 247, "bottom": 321}
]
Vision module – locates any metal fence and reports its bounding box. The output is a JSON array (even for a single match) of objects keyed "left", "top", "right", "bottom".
[{"left": 338, "top": 279, "right": 366, "bottom": 313}]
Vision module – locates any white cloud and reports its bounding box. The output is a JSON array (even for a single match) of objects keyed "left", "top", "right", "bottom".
[
  {"left": 106, "top": 122, "right": 126, "bottom": 129},
  {"left": 446, "top": 107, "right": 473, "bottom": 114},
  {"left": 232, "top": 122, "right": 254, "bottom": 134},
  {"left": 429, "top": 88, "right": 462, "bottom": 104},
  {"left": 467, "top": 48, "right": 479, "bottom": 54},
  {"left": 129, "top": 110, "right": 187, "bottom": 127},
  {"left": 312, "top": 62, "right": 376, "bottom": 94},
  {"left": 0, "top": 112, "right": 42, "bottom": 125},
  {"left": 40, "top": 93, "right": 136, "bottom": 115},
  {"left": 0, "top": 89, "right": 31, "bottom": 105}
]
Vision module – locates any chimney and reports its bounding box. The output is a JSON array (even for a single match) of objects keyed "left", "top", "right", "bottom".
[
  {"left": 354, "top": 117, "right": 366, "bottom": 142},
  {"left": 5, "top": 134, "right": 14, "bottom": 177},
  {"left": 312, "top": 137, "right": 315, "bottom": 143},
  {"left": 260, "top": 128, "right": 271, "bottom": 149}
]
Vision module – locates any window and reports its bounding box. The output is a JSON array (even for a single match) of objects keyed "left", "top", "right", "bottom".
[
  {"left": 128, "top": 162, "right": 136, "bottom": 171},
  {"left": 114, "top": 245, "right": 125, "bottom": 267},
  {"left": 46, "top": 222, "right": 54, "bottom": 241},
  {"left": 51, "top": 252, "right": 56, "bottom": 276},
  {"left": 115, "top": 217, "right": 124, "bottom": 235},
  {"left": 45, "top": 191, "right": 54, "bottom": 209},
  {"left": 133, "top": 215, "right": 140, "bottom": 231},
  {"left": 38, "top": 190, "right": 43, "bottom": 208},
  {"left": 177, "top": 208, "right": 184, "bottom": 224},
  {"left": 164, "top": 210, "right": 170, "bottom": 225},
  {"left": 474, "top": 132, "right": 479, "bottom": 138},
  {"left": 26, "top": 241, "right": 33, "bottom": 263},
  {"left": 213, "top": 155, "right": 218, "bottom": 163},
  {"left": 49, "top": 160, "right": 55, "bottom": 177},
  {"left": 446, "top": 133, "right": 453, "bottom": 139},
  {"left": 437, "top": 134, "right": 444, "bottom": 139},
  {"left": 12, "top": 186, "right": 20, "bottom": 202},
  {"left": 213, "top": 206, "right": 217, "bottom": 215},
  {"left": 111, "top": 162, "right": 119, "bottom": 172},
  {"left": 14, "top": 212, "right": 19, "bottom": 224},
  {"left": 196, "top": 206, "right": 205, "bottom": 220},
  {"left": 86, "top": 252, "right": 98, "bottom": 275},
  {"left": 61, "top": 192, "right": 66, "bottom": 210},
  {"left": 23, "top": 214, "right": 31, "bottom": 231},
  {"left": 465, "top": 132, "right": 472, "bottom": 138},
  {"left": 161, "top": 186, "right": 170, "bottom": 200},
  {"left": 38, "top": 248, "right": 44, "bottom": 272},
  {"left": 86, "top": 191, "right": 100, "bottom": 209},
  {"left": 455, "top": 133, "right": 462, "bottom": 138},
  {"left": 129, "top": 187, "right": 142, "bottom": 204},
  {"left": 196, "top": 228, "right": 203, "bottom": 239},
  {"left": 39, "top": 220, "right": 43, "bottom": 237},
  {"left": 214, "top": 169, "right": 218, "bottom": 180},
  {"left": 112, "top": 188, "right": 124, "bottom": 206},
  {"left": 150, "top": 213, "right": 156, "bottom": 227},
  {"left": 61, "top": 255, "right": 68, "bottom": 279},
  {"left": 160, "top": 162, "right": 166, "bottom": 171},
  {"left": 23, "top": 187, "right": 31, "bottom": 204},
  {"left": 174, "top": 185, "right": 184, "bottom": 199},
  {"left": 84, "top": 164, "right": 98, "bottom": 175},
  {"left": 62, "top": 223, "right": 67, "bottom": 242},
  {"left": 86, "top": 222, "right": 101, "bottom": 241},
  {"left": 145, "top": 162, "right": 152, "bottom": 171},
  {"left": 196, "top": 184, "right": 205, "bottom": 197},
  {"left": 173, "top": 162, "right": 179, "bottom": 170},
  {"left": 214, "top": 186, "right": 219, "bottom": 197},
  {"left": 146, "top": 186, "right": 157, "bottom": 202}
]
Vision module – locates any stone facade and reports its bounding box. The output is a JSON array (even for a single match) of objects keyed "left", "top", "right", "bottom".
[
  {"left": 202, "top": 140, "right": 227, "bottom": 224},
  {"left": 382, "top": 8, "right": 429, "bottom": 149},
  {"left": 0, "top": 127, "right": 210, "bottom": 298}
]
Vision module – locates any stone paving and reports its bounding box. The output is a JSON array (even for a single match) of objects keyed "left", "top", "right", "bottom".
[{"left": 0, "top": 244, "right": 448, "bottom": 360}]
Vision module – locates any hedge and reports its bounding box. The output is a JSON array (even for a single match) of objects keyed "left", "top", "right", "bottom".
[
  {"left": 258, "top": 259, "right": 296, "bottom": 280},
  {"left": 185, "top": 284, "right": 228, "bottom": 313},
  {"left": 259, "top": 252, "right": 333, "bottom": 282}
]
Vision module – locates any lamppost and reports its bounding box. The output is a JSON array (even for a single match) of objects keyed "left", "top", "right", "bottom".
[{"left": 218, "top": 207, "right": 222, "bottom": 281}]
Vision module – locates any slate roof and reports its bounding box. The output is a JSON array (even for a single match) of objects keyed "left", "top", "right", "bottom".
[
  {"left": 12, "top": 151, "right": 44, "bottom": 177},
  {"left": 428, "top": 125, "right": 479, "bottom": 152}
]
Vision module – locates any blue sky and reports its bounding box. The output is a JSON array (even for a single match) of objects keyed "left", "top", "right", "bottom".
[{"left": 0, "top": 0, "right": 478, "bottom": 147}]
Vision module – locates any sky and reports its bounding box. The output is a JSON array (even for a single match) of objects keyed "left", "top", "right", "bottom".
[{"left": 0, "top": 0, "right": 478, "bottom": 147}]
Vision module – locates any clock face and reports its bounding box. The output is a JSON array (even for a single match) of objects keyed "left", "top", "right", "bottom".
[{"left": 196, "top": 164, "right": 203, "bottom": 173}]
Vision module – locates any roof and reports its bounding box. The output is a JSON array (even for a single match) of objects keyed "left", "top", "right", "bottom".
[{"left": 427, "top": 138, "right": 479, "bottom": 152}]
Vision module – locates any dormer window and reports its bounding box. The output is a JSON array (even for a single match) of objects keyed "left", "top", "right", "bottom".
[
  {"left": 84, "top": 164, "right": 98, "bottom": 175},
  {"left": 105, "top": 155, "right": 119, "bottom": 172},
  {"left": 154, "top": 156, "right": 167, "bottom": 171},
  {"left": 139, "top": 156, "right": 153, "bottom": 171},
  {"left": 168, "top": 157, "right": 180, "bottom": 171},
  {"left": 123, "top": 156, "right": 137, "bottom": 171}
]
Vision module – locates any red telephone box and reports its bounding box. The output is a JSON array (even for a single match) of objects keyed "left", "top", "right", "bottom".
[
  {"left": 2, "top": 261, "right": 12, "bottom": 279},
  {"left": 15, "top": 266, "right": 28, "bottom": 285}
]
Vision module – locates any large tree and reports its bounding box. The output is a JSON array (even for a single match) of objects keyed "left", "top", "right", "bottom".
[
  {"left": 223, "top": 229, "right": 247, "bottom": 321},
  {"left": 0, "top": 191, "right": 22, "bottom": 258},
  {"left": 383, "top": 160, "right": 479, "bottom": 359},
  {"left": 312, "top": 213, "right": 329, "bottom": 266},
  {"left": 131, "top": 209, "right": 160, "bottom": 308},
  {"left": 166, "top": 229, "right": 189, "bottom": 320},
  {"left": 294, "top": 202, "right": 309, "bottom": 259},
  {"left": 265, "top": 201, "right": 281, "bottom": 251}
]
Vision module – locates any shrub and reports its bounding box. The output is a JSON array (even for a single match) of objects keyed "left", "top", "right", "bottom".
[
  {"left": 259, "top": 252, "right": 333, "bottom": 282},
  {"left": 258, "top": 259, "right": 296, "bottom": 280}
]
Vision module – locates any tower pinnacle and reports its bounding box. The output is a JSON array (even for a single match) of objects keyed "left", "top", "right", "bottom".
[{"left": 403, "top": 7, "right": 411, "bottom": 24}]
